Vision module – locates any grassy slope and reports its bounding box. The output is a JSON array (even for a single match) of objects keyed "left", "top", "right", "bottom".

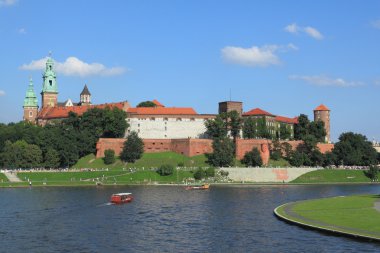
[
  {"left": 0, "top": 173, "right": 9, "bottom": 182},
  {"left": 291, "top": 169, "right": 373, "bottom": 183},
  {"left": 278, "top": 195, "right": 380, "bottom": 236},
  {"left": 72, "top": 152, "right": 208, "bottom": 170}
]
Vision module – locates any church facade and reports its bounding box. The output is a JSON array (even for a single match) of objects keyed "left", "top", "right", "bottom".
[{"left": 23, "top": 57, "right": 331, "bottom": 144}]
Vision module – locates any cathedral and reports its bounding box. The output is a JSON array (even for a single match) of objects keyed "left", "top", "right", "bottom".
[{"left": 23, "top": 56, "right": 331, "bottom": 144}]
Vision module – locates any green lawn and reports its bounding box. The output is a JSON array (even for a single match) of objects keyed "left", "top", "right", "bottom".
[
  {"left": 72, "top": 152, "right": 209, "bottom": 170},
  {"left": 291, "top": 169, "right": 373, "bottom": 183},
  {"left": 0, "top": 173, "right": 9, "bottom": 182},
  {"left": 276, "top": 195, "right": 380, "bottom": 238},
  {"left": 15, "top": 169, "right": 195, "bottom": 186},
  {"left": 268, "top": 158, "right": 290, "bottom": 167}
]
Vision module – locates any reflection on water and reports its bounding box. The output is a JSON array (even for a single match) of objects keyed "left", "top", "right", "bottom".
[{"left": 1, "top": 185, "right": 380, "bottom": 252}]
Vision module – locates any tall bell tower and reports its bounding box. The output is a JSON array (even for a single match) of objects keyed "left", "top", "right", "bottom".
[
  {"left": 23, "top": 77, "right": 39, "bottom": 124},
  {"left": 41, "top": 53, "right": 58, "bottom": 108}
]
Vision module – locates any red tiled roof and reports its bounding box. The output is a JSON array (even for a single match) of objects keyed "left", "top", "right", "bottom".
[
  {"left": 37, "top": 102, "right": 125, "bottom": 120},
  {"left": 275, "top": 116, "right": 298, "bottom": 124},
  {"left": 314, "top": 104, "right": 330, "bottom": 111},
  {"left": 152, "top": 99, "right": 165, "bottom": 107},
  {"left": 243, "top": 108, "right": 275, "bottom": 117},
  {"left": 127, "top": 107, "right": 197, "bottom": 115}
]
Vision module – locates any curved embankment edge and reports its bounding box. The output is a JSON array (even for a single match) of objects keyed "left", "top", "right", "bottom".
[{"left": 273, "top": 202, "right": 380, "bottom": 242}]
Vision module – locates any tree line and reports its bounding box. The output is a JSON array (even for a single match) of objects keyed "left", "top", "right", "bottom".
[
  {"left": 0, "top": 107, "right": 128, "bottom": 169},
  {"left": 204, "top": 111, "right": 379, "bottom": 168}
]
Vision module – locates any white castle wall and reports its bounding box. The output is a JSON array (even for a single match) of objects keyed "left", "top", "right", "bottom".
[{"left": 127, "top": 117, "right": 207, "bottom": 139}]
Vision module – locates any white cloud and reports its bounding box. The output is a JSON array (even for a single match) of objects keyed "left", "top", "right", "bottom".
[
  {"left": 284, "top": 23, "right": 324, "bottom": 40},
  {"left": 0, "top": 90, "right": 5, "bottom": 96},
  {"left": 18, "top": 28, "right": 26, "bottom": 34},
  {"left": 20, "top": 56, "right": 126, "bottom": 77},
  {"left": 372, "top": 20, "right": 380, "bottom": 29},
  {"left": 221, "top": 44, "right": 296, "bottom": 67},
  {"left": 304, "top": 26, "right": 324, "bottom": 40},
  {"left": 289, "top": 74, "right": 364, "bottom": 87},
  {"left": 284, "top": 23, "right": 300, "bottom": 34},
  {"left": 0, "top": 0, "right": 17, "bottom": 6}
]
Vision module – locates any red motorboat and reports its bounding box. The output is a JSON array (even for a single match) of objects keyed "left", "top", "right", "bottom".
[{"left": 110, "top": 193, "right": 134, "bottom": 204}]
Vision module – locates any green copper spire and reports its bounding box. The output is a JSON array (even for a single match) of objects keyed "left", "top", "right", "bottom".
[
  {"left": 23, "top": 77, "right": 38, "bottom": 107},
  {"left": 42, "top": 53, "right": 58, "bottom": 93}
]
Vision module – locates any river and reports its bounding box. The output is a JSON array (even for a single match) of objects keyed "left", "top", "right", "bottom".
[{"left": 0, "top": 184, "right": 379, "bottom": 252}]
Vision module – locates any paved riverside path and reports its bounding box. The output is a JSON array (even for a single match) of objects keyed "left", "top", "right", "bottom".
[{"left": 3, "top": 171, "right": 22, "bottom": 182}]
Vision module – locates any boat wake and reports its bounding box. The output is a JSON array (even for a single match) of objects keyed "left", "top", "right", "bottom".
[{"left": 97, "top": 202, "right": 114, "bottom": 207}]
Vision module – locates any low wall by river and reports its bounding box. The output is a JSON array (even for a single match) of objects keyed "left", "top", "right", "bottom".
[{"left": 221, "top": 167, "right": 320, "bottom": 183}]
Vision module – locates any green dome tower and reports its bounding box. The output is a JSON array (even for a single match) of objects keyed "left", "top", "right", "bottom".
[
  {"left": 23, "top": 77, "right": 39, "bottom": 124},
  {"left": 41, "top": 53, "right": 58, "bottom": 107}
]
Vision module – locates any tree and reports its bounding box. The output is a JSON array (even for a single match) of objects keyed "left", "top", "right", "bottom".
[
  {"left": 288, "top": 151, "right": 309, "bottom": 167},
  {"left": 227, "top": 111, "right": 242, "bottom": 140},
  {"left": 279, "top": 123, "right": 291, "bottom": 140},
  {"left": 257, "top": 117, "right": 271, "bottom": 139},
  {"left": 120, "top": 131, "right": 144, "bottom": 163},
  {"left": 103, "top": 149, "right": 115, "bottom": 165},
  {"left": 294, "top": 114, "right": 326, "bottom": 142},
  {"left": 294, "top": 114, "right": 310, "bottom": 140},
  {"left": 137, "top": 101, "right": 156, "bottom": 107},
  {"left": 44, "top": 148, "right": 60, "bottom": 168},
  {"left": 206, "top": 137, "right": 235, "bottom": 167},
  {"left": 333, "top": 132, "right": 378, "bottom": 166},
  {"left": 1, "top": 140, "right": 42, "bottom": 169},
  {"left": 281, "top": 142, "right": 293, "bottom": 160},
  {"left": 309, "top": 120, "right": 326, "bottom": 142},
  {"left": 205, "top": 115, "right": 227, "bottom": 139},
  {"left": 365, "top": 166, "right": 379, "bottom": 181},
  {"left": 323, "top": 151, "right": 337, "bottom": 167},
  {"left": 270, "top": 139, "right": 282, "bottom": 161},
  {"left": 241, "top": 147, "right": 262, "bottom": 167},
  {"left": 242, "top": 117, "right": 257, "bottom": 139},
  {"left": 157, "top": 164, "right": 174, "bottom": 176}
]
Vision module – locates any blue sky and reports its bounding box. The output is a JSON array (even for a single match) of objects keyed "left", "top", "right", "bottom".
[{"left": 0, "top": 0, "right": 379, "bottom": 142}]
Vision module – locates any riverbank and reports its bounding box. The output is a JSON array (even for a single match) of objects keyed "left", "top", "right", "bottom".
[
  {"left": 1, "top": 166, "right": 378, "bottom": 188},
  {"left": 274, "top": 195, "right": 380, "bottom": 241}
]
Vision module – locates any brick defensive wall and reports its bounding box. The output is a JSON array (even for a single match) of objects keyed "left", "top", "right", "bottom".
[{"left": 96, "top": 138, "right": 334, "bottom": 166}]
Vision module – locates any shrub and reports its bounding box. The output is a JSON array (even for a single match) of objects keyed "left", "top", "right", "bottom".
[
  {"left": 103, "top": 149, "right": 115, "bottom": 165},
  {"left": 220, "top": 170, "right": 229, "bottom": 177},
  {"left": 205, "top": 167, "right": 215, "bottom": 177},
  {"left": 177, "top": 162, "right": 185, "bottom": 167},
  {"left": 194, "top": 168, "right": 206, "bottom": 180},
  {"left": 241, "top": 148, "right": 262, "bottom": 167},
  {"left": 157, "top": 164, "right": 174, "bottom": 176}
]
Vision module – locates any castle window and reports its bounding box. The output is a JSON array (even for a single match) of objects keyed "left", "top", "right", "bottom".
[
  {"left": 176, "top": 118, "right": 182, "bottom": 121},
  {"left": 165, "top": 127, "right": 167, "bottom": 131},
  {"left": 29, "top": 111, "right": 33, "bottom": 117},
  {"left": 164, "top": 118, "right": 168, "bottom": 121},
  {"left": 190, "top": 118, "right": 195, "bottom": 121},
  {"left": 150, "top": 117, "right": 155, "bottom": 121},
  {"left": 49, "top": 80, "right": 52, "bottom": 86}
]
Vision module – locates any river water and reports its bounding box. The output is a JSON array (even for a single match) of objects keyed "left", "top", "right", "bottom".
[{"left": 1, "top": 184, "right": 379, "bottom": 253}]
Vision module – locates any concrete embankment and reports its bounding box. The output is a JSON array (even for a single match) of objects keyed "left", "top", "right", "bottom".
[
  {"left": 221, "top": 167, "right": 319, "bottom": 183},
  {"left": 2, "top": 171, "right": 22, "bottom": 182}
]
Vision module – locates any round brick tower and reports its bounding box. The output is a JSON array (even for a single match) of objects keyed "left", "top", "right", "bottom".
[{"left": 313, "top": 104, "right": 330, "bottom": 143}]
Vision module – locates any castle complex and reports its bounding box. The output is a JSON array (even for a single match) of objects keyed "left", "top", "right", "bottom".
[{"left": 23, "top": 56, "right": 332, "bottom": 163}]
